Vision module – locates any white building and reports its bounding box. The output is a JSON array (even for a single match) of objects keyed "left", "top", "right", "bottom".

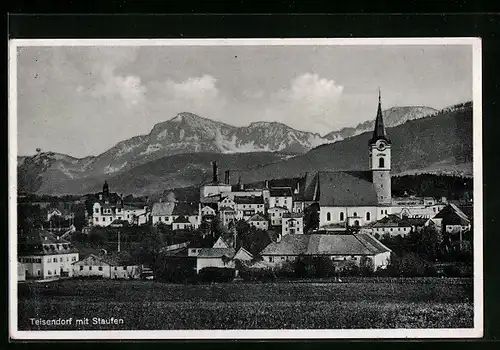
[
  {"left": 72, "top": 253, "right": 142, "bottom": 279},
  {"left": 234, "top": 196, "right": 265, "bottom": 220},
  {"left": 268, "top": 206, "right": 289, "bottom": 226},
  {"left": 269, "top": 187, "right": 294, "bottom": 212},
  {"left": 259, "top": 233, "right": 391, "bottom": 271},
  {"left": 247, "top": 214, "right": 269, "bottom": 231},
  {"left": 18, "top": 230, "right": 79, "bottom": 280},
  {"left": 282, "top": 212, "right": 304, "bottom": 236}
]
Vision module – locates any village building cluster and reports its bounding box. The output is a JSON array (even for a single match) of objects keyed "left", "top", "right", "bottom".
[{"left": 18, "top": 93, "right": 473, "bottom": 281}]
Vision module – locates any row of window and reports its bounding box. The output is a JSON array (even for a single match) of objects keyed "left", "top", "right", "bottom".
[
  {"left": 373, "top": 227, "right": 410, "bottom": 232},
  {"left": 79, "top": 266, "right": 127, "bottom": 271},
  {"left": 326, "top": 212, "right": 371, "bottom": 222},
  {"left": 20, "top": 258, "right": 41, "bottom": 263},
  {"left": 267, "top": 255, "right": 359, "bottom": 263},
  {"left": 47, "top": 256, "right": 77, "bottom": 263}
]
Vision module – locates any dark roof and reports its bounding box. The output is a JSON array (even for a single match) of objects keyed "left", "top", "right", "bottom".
[
  {"left": 248, "top": 214, "right": 267, "bottom": 222},
  {"left": 283, "top": 212, "right": 304, "bottom": 219},
  {"left": 234, "top": 196, "right": 264, "bottom": 205},
  {"left": 303, "top": 171, "right": 378, "bottom": 206},
  {"left": 369, "top": 91, "right": 391, "bottom": 145},
  {"left": 172, "top": 202, "right": 199, "bottom": 216},
  {"left": 269, "top": 187, "right": 293, "bottom": 197},
  {"left": 173, "top": 215, "right": 191, "bottom": 224},
  {"left": 19, "top": 230, "right": 78, "bottom": 256},
  {"left": 434, "top": 204, "right": 471, "bottom": 226},
  {"left": 371, "top": 214, "right": 412, "bottom": 228},
  {"left": 260, "top": 233, "right": 391, "bottom": 256},
  {"left": 197, "top": 248, "right": 236, "bottom": 258}
]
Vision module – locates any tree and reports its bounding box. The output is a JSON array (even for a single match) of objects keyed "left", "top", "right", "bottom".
[
  {"left": 303, "top": 203, "right": 320, "bottom": 233},
  {"left": 132, "top": 226, "right": 164, "bottom": 267}
]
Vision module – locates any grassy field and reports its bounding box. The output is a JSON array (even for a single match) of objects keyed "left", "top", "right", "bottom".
[{"left": 17, "top": 278, "right": 474, "bottom": 330}]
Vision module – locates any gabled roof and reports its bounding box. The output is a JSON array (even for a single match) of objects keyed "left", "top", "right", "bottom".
[
  {"left": 197, "top": 248, "right": 236, "bottom": 258},
  {"left": 303, "top": 171, "right": 378, "bottom": 206},
  {"left": 370, "top": 214, "right": 412, "bottom": 228},
  {"left": 234, "top": 196, "right": 264, "bottom": 205},
  {"left": 247, "top": 214, "right": 267, "bottom": 222},
  {"left": 172, "top": 202, "right": 199, "bottom": 216},
  {"left": 19, "top": 230, "right": 79, "bottom": 256},
  {"left": 151, "top": 202, "right": 175, "bottom": 216},
  {"left": 260, "top": 234, "right": 391, "bottom": 256},
  {"left": 74, "top": 252, "right": 134, "bottom": 266},
  {"left": 173, "top": 215, "right": 191, "bottom": 224},
  {"left": 269, "top": 187, "right": 293, "bottom": 197},
  {"left": 434, "top": 204, "right": 471, "bottom": 226},
  {"left": 219, "top": 206, "right": 236, "bottom": 212}
]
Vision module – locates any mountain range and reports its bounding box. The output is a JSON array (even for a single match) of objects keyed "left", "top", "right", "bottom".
[{"left": 17, "top": 103, "right": 472, "bottom": 196}]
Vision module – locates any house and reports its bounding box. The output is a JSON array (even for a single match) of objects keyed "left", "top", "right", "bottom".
[
  {"left": 172, "top": 216, "right": 193, "bottom": 230},
  {"left": 196, "top": 248, "right": 236, "bottom": 272},
  {"left": 364, "top": 214, "right": 414, "bottom": 237},
  {"left": 92, "top": 182, "right": 148, "bottom": 227},
  {"left": 269, "top": 187, "right": 294, "bottom": 212},
  {"left": 219, "top": 206, "right": 238, "bottom": 227},
  {"left": 431, "top": 203, "right": 472, "bottom": 235},
  {"left": 234, "top": 196, "right": 265, "bottom": 220},
  {"left": 281, "top": 212, "right": 304, "bottom": 236},
  {"left": 201, "top": 205, "right": 216, "bottom": 217},
  {"left": 259, "top": 233, "right": 391, "bottom": 271},
  {"left": 268, "top": 206, "right": 289, "bottom": 226},
  {"left": 72, "top": 253, "right": 142, "bottom": 279},
  {"left": 151, "top": 201, "right": 176, "bottom": 225},
  {"left": 46, "top": 207, "right": 75, "bottom": 223},
  {"left": 233, "top": 247, "right": 254, "bottom": 262},
  {"left": 218, "top": 197, "right": 236, "bottom": 211},
  {"left": 247, "top": 213, "right": 269, "bottom": 230},
  {"left": 18, "top": 230, "right": 79, "bottom": 280},
  {"left": 151, "top": 201, "right": 201, "bottom": 229}
]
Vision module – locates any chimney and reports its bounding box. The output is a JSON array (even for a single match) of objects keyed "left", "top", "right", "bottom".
[
  {"left": 224, "top": 170, "right": 230, "bottom": 185},
  {"left": 265, "top": 180, "right": 269, "bottom": 189},
  {"left": 212, "top": 161, "right": 219, "bottom": 183},
  {"left": 238, "top": 176, "right": 244, "bottom": 191}
]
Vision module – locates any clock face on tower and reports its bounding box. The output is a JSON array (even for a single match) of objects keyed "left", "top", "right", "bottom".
[{"left": 377, "top": 141, "right": 386, "bottom": 151}]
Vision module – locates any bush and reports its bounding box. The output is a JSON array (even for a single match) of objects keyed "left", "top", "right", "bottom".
[{"left": 197, "top": 267, "right": 235, "bottom": 283}]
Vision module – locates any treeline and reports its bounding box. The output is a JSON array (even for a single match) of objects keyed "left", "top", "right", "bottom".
[{"left": 392, "top": 174, "right": 472, "bottom": 200}]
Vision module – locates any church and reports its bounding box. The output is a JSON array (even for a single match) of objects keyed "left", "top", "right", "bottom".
[{"left": 301, "top": 91, "right": 394, "bottom": 229}]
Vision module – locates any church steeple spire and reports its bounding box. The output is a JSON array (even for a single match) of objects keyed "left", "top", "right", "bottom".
[{"left": 370, "top": 88, "right": 391, "bottom": 144}]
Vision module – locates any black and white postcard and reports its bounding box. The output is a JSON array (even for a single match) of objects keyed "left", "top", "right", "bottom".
[{"left": 9, "top": 38, "right": 483, "bottom": 339}]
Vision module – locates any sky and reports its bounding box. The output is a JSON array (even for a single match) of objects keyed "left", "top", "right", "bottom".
[{"left": 16, "top": 44, "right": 473, "bottom": 158}]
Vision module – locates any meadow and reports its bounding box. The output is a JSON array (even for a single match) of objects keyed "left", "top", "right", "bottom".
[{"left": 17, "top": 278, "right": 474, "bottom": 330}]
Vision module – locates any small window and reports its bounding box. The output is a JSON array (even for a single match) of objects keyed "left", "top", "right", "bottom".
[
  {"left": 366, "top": 212, "right": 371, "bottom": 221},
  {"left": 114, "top": 267, "right": 117, "bottom": 271},
  {"left": 379, "top": 157, "right": 385, "bottom": 168},
  {"left": 327, "top": 212, "right": 331, "bottom": 221},
  {"left": 98, "top": 267, "right": 103, "bottom": 271},
  {"left": 340, "top": 212, "right": 344, "bottom": 221},
  {"left": 80, "top": 266, "right": 83, "bottom": 271},
  {"left": 48, "top": 270, "right": 52, "bottom": 275},
  {"left": 89, "top": 266, "right": 92, "bottom": 271},
  {"left": 381, "top": 210, "right": 383, "bottom": 215},
  {"left": 353, "top": 212, "right": 358, "bottom": 217},
  {"left": 95, "top": 208, "right": 99, "bottom": 213}
]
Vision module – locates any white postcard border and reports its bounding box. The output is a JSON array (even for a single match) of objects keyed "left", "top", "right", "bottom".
[{"left": 8, "top": 37, "right": 483, "bottom": 340}]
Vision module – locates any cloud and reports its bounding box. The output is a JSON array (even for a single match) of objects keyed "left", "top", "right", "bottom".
[
  {"left": 264, "top": 73, "right": 344, "bottom": 133},
  {"left": 146, "top": 75, "right": 227, "bottom": 119},
  {"left": 91, "top": 66, "right": 146, "bottom": 107},
  {"left": 164, "top": 74, "right": 220, "bottom": 101}
]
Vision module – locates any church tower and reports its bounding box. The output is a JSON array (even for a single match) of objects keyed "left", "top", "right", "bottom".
[{"left": 369, "top": 89, "right": 392, "bottom": 205}]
